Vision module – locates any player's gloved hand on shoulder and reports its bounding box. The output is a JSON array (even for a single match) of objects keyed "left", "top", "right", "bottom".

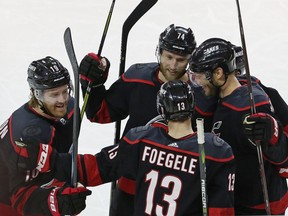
[
  {"left": 242, "top": 112, "right": 279, "bottom": 148},
  {"left": 46, "top": 183, "right": 92, "bottom": 216},
  {"left": 79, "top": 52, "right": 110, "bottom": 88},
  {"left": 15, "top": 140, "right": 57, "bottom": 172}
]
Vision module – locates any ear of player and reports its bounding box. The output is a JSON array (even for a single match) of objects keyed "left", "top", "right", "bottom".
[
  {"left": 242, "top": 112, "right": 279, "bottom": 149},
  {"left": 79, "top": 53, "right": 110, "bottom": 88}
]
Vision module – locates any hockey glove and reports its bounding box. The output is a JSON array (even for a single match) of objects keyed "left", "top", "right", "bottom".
[
  {"left": 47, "top": 184, "right": 92, "bottom": 216},
  {"left": 243, "top": 113, "right": 279, "bottom": 148},
  {"left": 15, "top": 140, "right": 56, "bottom": 173},
  {"left": 79, "top": 52, "right": 110, "bottom": 88}
]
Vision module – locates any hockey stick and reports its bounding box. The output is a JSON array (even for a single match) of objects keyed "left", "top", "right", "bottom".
[
  {"left": 145, "top": 114, "right": 165, "bottom": 126},
  {"left": 80, "top": 0, "right": 116, "bottom": 120},
  {"left": 64, "top": 27, "right": 80, "bottom": 187},
  {"left": 110, "top": 0, "right": 158, "bottom": 212},
  {"left": 196, "top": 118, "right": 208, "bottom": 216},
  {"left": 64, "top": 0, "right": 116, "bottom": 183},
  {"left": 235, "top": 0, "right": 271, "bottom": 214},
  {"left": 114, "top": 0, "right": 158, "bottom": 144}
]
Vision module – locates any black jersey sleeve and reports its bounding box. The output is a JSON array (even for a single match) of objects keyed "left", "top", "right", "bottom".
[
  {"left": 207, "top": 152, "right": 235, "bottom": 215},
  {"left": 75, "top": 142, "right": 139, "bottom": 186},
  {"left": 261, "top": 85, "right": 288, "bottom": 123},
  {"left": 77, "top": 126, "right": 150, "bottom": 186},
  {"left": 238, "top": 74, "right": 288, "bottom": 128},
  {"left": 203, "top": 133, "right": 236, "bottom": 215},
  {"left": 0, "top": 104, "right": 75, "bottom": 215},
  {"left": 83, "top": 79, "right": 130, "bottom": 123},
  {"left": 253, "top": 96, "right": 288, "bottom": 166},
  {"left": 83, "top": 63, "right": 159, "bottom": 124}
]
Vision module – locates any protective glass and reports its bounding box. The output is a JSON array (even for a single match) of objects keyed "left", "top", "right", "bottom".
[
  {"left": 36, "top": 85, "right": 71, "bottom": 104},
  {"left": 190, "top": 72, "right": 207, "bottom": 87}
]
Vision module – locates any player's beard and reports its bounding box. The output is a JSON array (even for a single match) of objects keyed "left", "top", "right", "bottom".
[
  {"left": 41, "top": 100, "right": 68, "bottom": 119},
  {"left": 159, "top": 63, "right": 186, "bottom": 81}
]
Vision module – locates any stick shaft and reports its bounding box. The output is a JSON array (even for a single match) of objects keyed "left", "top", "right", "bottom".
[
  {"left": 196, "top": 118, "right": 208, "bottom": 216},
  {"left": 235, "top": 1, "right": 270, "bottom": 214},
  {"left": 64, "top": 27, "right": 79, "bottom": 187},
  {"left": 80, "top": 0, "right": 117, "bottom": 120}
]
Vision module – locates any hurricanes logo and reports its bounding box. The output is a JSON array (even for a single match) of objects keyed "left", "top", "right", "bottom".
[
  {"left": 211, "top": 121, "right": 222, "bottom": 137},
  {"left": 203, "top": 45, "right": 219, "bottom": 56}
]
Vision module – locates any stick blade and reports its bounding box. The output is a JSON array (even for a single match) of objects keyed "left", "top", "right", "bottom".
[
  {"left": 64, "top": 27, "right": 79, "bottom": 77},
  {"left": 122, "top": 0, "right": 158, "bottom": 35}
]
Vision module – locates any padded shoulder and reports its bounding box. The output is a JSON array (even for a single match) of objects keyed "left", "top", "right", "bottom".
[
  {"left": 124, "top": 123, "right": 166, "bottom": 143},
  {"left": 11, "top": 104, "right": 54, "bottom": 143},
  {"left": 222, "top": 85, "right": 270, "bottom": 111},
  {"left": 125, "top": 125, "right": 152, "bottom": 141},
  {"left": 237, "top": 74, "right": 260, "bottom": 85},
  {"left": 204, "top": 133, "right": 234, "bottom": 160},
  {"left": 122, "top": 62, "right": 159, "bottom": 84}
]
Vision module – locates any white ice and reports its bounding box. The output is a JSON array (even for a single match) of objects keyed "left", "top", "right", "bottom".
[{"left": 0, "top": 0, "right": 288, "bottom": 215}]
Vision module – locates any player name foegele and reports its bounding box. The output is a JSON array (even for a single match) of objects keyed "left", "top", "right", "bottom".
[{"left": 141, "top": 145, "right": 198, "bottom": 174}]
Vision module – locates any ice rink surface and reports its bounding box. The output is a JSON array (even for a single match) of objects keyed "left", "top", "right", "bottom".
[{"left": 0, "top": 0, "right": 287, "bottom": 215}]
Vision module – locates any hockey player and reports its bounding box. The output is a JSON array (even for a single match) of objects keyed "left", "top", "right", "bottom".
[
  {"left": 190, "top": 38, "right": 288, "bottom": 215},
  {"left": 23, "top": 80, "right": 236, "bottom": 215},
  {"left": 191, "top": 41, "right": 288, "bottom": 138},
  {"left": 78, "top": 24, "right": 209, "bottom": 215},
  {"left": 225, "top": 41, "right": 288, "bottom": 138},
  {"left": 192, "top": 40, "right": 288, "bottom": 158},
  {"left": 0, "top": 56, "right": 91, "bottom": 215}
]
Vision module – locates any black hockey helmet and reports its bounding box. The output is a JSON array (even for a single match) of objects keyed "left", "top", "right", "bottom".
[
  {"left": 158, "top": 24, "right": 196, "bottom": 56},
  {"left": 232, "top": 45, "right": 245, "bottom": 75},
  {"left": 190, "top": 38, "right": 236, "bottom": 80},
  {"left": 157, "top": 80, "right": 195, "bottom": 121},
  {"left": 27, "top": 56, "right": 71, "bottom": 90}
]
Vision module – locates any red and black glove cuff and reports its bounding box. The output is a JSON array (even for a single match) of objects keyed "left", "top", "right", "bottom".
[
  {"left": 79, "top": 52, "right": 110, "bottom": 88},
  {"left": 47, "top": 184, "right": 91, "bottom": 216},
  {"left": 35, "top": 144, "right": 55, "bottom": 172},
  {"left": 243, "top": 112, "right": 279, "bottom": 146}
]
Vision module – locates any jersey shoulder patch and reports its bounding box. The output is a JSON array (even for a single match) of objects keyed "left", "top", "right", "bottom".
[
  {"left": 204, "top": 133, "right": 234, "bottom": 161},
  {"left": 11, "top": 104, "right": 54, "bottom": 143}
]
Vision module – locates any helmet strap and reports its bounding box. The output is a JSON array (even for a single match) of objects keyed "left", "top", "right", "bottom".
[
  {"left": 212, "top": 74, "right": 228, "bottom": 88},
  {"left": 37, "top": 99, "right": 52, "bottom": 116},
  {"left": 209, "top": 67, "right": 229, "bottom": 89},
  {"left": 33, "top": 89, "right": 53, "bottom": 116},
  {"left": 155, "top": 46, "right": 161, "bottom": 64}
]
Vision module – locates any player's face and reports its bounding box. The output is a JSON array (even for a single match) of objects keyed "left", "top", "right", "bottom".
[
  {"left": 42, "top": 85, "right": 70, "bottom": 118},
  {"left": 191, "top": 72, "right": 218, "bottom": 97},
  {"left": 159, "top": 50, "right": 190, "bottom": 82}
]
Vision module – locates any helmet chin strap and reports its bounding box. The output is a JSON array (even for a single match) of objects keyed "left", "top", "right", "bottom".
[
  {"left": 37, "top": 99, "right": 53, "bottom": 116},
  {"left": 36, "top": 98, "right": 68, "bottom": 123},
  {"left": 208, "top": 73, "right": 228, "bottom": 99},
  {"left": 208, "top": 70, "right": 228, "bottom": 88},
  {"left": 34, "top": 89, "right": 53, "bottom": 116},
  {"left": 155, "top": 46, "right": 161, "bottom": 64}
]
